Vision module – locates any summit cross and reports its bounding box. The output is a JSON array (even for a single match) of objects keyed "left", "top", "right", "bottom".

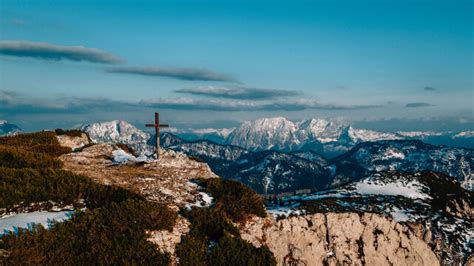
[{"left": 145, "top": 112, "right": 169, "bottom": 160}]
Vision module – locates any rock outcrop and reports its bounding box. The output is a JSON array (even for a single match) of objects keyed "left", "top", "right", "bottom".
[
  {"left": 240, "top": 213, "right": 439, "bottom": 266},
  {"left": 59, "top": 142, "right": 218, "bottom": 264},
  {"left": 60, "top": 143, "right": 218, "bottom": 210},
  {"left": 57, "top": 133, "right": 90, "bottom": 151}
]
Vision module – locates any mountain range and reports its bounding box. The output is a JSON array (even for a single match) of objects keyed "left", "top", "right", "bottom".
[
  {"left": 76, "top": 119, "right": 473, "bottom": 194},
  {"left": 177, "top": 117, "right": 474, "bottom": 158},
  {"left": 0, "top": 120, "right": 22, "bottom": 136},
  {"left": 3, "top": 119, "right": 472, "bottom": 264}
]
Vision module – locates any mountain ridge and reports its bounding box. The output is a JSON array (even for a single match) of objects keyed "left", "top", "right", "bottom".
[{"left": 77, "top": 120, "right": 473, "bottom": 193}]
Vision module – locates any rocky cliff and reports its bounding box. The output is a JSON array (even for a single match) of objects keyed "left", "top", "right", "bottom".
[{"left": 240, "top": 213, "right": 439, "bottom": 266}]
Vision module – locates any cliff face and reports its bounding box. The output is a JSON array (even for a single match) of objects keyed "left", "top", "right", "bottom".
[{"left": 240, "top": 213, "right": 439, "bottom": 266}]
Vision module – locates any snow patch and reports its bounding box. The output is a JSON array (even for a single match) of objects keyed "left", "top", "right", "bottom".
[
  {"left": 0, "top": 211, "right": 72, "bottom": 235},
  {"left": 112, "top": 149, "right": 148, "bottom": 164},
  {"left": 354, "top": 179, "right": 431, "bottom": 200},
  {"left": 390, "top": 207, "right": 410, "bottom": 222},
  {"left": 185, "top": 192, "right": 214, "bottom": 209},
  {"left": 266, "top": 204, "right": 305, "bottom": 218}
]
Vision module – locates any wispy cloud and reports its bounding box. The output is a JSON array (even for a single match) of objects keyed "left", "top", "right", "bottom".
[
  {"left": 0, "top": 40, "right": 123, "bottom": 64},
  {"left": 0, "top": 90, "right": 132, "bottom": 114},
  {"left": 175, "top": 86, "right": 299, "bottom": 100},
  {"left": 141, "top": 98, "right": 381, "bottom": 111},
  {"left": 106, "top": 66, "right": 236, "bottom": 82},
  {"left": 423, "top": 86, "right": 438, "bottom": 92},
  {"left": 0, "top": 90, "right": 380, "bottom": 114},
  {"left": 405, "top": 102, "right": 435, "bottom": 108}
]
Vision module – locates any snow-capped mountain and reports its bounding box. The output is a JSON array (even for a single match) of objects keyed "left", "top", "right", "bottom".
[
  {"left": 0, "top": 120, "right": 21, "bottom": 136},
  {"left": 226, "top": 117, "right": 300, "bottom": 151},
  {"left": 267, "top": 171, "right": 473, "bottom": 264},
  {"left": 171, "top": 117, "right": 472, "bottom": 157},
  {"left": 79, "top": 120, "right": 153, "bottom": 156},
  {"left": 225, "top": 117, "right": 405, "bottom": 157},
  {"left": 76, "top": 120, "right": 473, "bottom": 193},
  {"left": 330, "top": 139, "right": 473, "bottom": 190},
  {"left": 453, "top": 131, "right": 474, "bottom": 139}
]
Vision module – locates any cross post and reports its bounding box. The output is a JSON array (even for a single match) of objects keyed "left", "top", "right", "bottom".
[{"left": 145, "top": 112, "right": 169, "bottom": 160}]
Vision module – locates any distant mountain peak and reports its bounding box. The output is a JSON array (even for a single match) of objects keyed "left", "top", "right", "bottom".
[
  {"left": 0, "top": 120, "right": 22, "bottom": 136},
  {"left": 79, "top": 120, "right": 152, "bottom": 156}
]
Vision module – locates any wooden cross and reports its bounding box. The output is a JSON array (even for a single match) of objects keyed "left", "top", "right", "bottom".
[{"left": 145, "top": 112, "right": 169, "bottom": 159}]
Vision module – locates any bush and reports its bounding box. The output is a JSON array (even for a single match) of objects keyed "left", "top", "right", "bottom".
[
  {"left": 177, "top": 207, "right": 276, "bottom": 266},
  {"left": 54, "top": 129, "right": 84, "bottom": 137},
  {"left": 184, "top": 208, "right": 239, "bottom": 241},
  {"left": 175, "top": 235, "right": 208, "bottom": 266},
  {"left": 209, "top": 235, "right": 276, "bottom": 266},
  {"left": 0, "top": 145, "right": 63, "bottom": 169},
  {"left": 0, "top": 131, "right": 70, "bottom": 156},
  {"left": 1, "top": 200, "right": 175, "bottom": 265},
  {"left": 0, "top": 130, "right": 177, "bottom": 265},
  {"left": 200, "top": 178, "right": 267, "bottom": 222},
  {"left": 0, "top": 167, "right": 145, "bottom": 212},
  {"left": 189, "top": 155, "right": 206, "bottom": 163}
]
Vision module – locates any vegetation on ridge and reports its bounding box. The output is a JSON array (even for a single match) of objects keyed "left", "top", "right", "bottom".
[
  {"left": 0, "top": 132, "right": 175, "bottom": 265},
  {"left": 198, "top": 178, "right": 267, "bottom": 222},
  {"left": 0, "top": 131, "right": 71, "bottom": 157},
  {"left": 175, "top": 179, "right": 275, "bottom": 266}
]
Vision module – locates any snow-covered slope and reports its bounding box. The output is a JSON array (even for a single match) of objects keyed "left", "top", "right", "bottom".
[
  {"left": 0, "top": 120, "right": 21, "bottom": 136},
  {"left": 226, "top": 117, "right": 300, "bottom": 151},
  {"left": 453, "top": 131, "right": 474, "bottom": 139},
  {"left": 331, "top": 140, "right": 473, "bottom": 190},
  {"left": 79, "top": 120, "right": 153, "bottom": 156},
  {"left": 341, "top": 126, "right": 401, "bottom": 143}
]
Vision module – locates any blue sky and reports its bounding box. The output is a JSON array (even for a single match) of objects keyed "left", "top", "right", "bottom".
[{"left": 0, "top": 0, "right": 472, "bottom": 131}]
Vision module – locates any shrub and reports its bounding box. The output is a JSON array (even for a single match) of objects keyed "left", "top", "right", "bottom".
[
  {"left": 184, "top": 208, "right": 239, "bottom": 241},
  {"left": 0, "top": 145, "right": 63, "bottom": 169},
  {"left": 175, "top": 235, "right": 208, "bottom": 266},
  {"left": 0, "top": 131, "right": 70, "bottom": 156},
  {"left": 177, "top": 207, "right": 276, "bottom": 266},
  {"left": 54, "top": 129, "right": 84, "bottom": 137},
  {"left": 209, "top": 235, "right": 276, "bottom": 266},
  {"left": 1, "top": 200, "right": 174, "bottom": 265},
  {"left": 200, "top": 178, "right": 267, "bottom": 222},
  {"left": 0, "top": 167, "right": 145, "bottom": 212},
  {"left": 0, "top": 130, "right": 177, "bottom": 265},
  {"left": 189, "top": 155, "right": 206, "bottom": 163}
]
